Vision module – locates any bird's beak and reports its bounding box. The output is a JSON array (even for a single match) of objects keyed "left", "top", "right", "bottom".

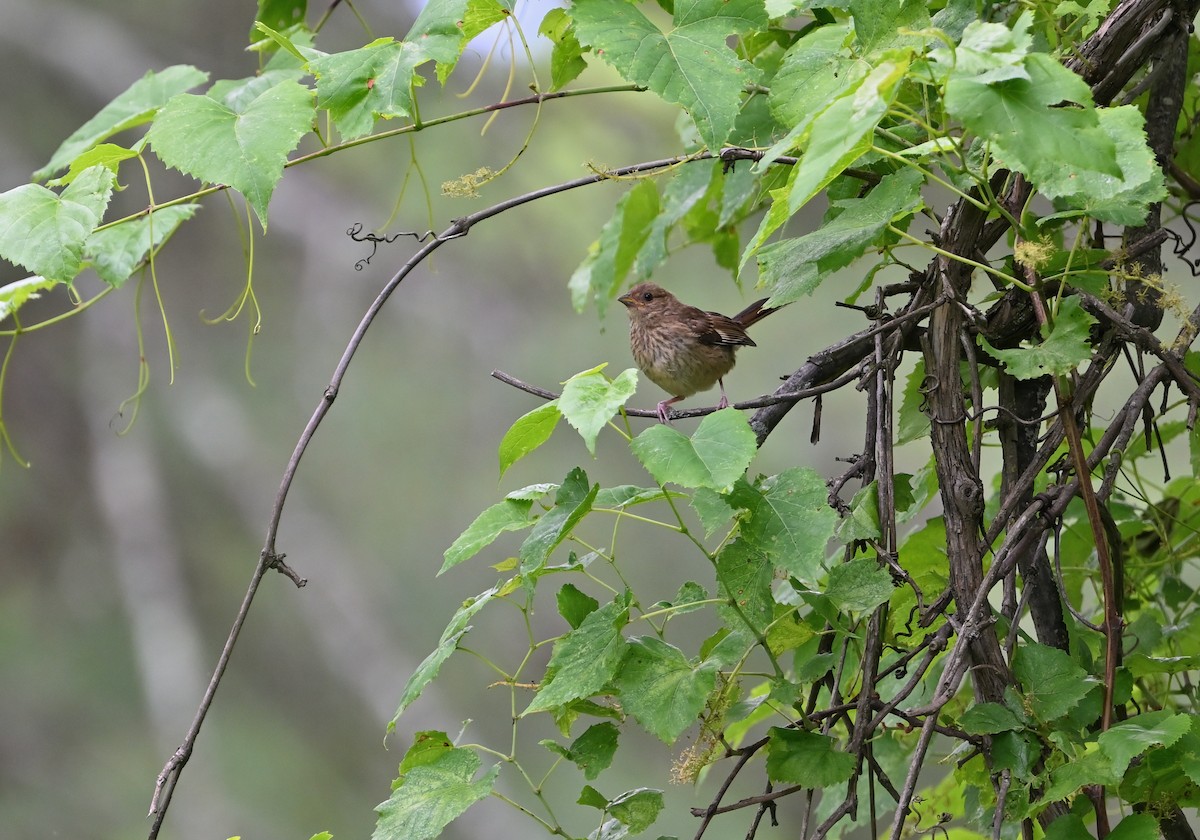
[{"left": 617, "top": 292, "right": 636, "bottom": 308}]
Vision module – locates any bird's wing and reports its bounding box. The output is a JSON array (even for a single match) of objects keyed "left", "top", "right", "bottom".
[{"left": 697, "top": 311, "right": 756, "bottom": 347}]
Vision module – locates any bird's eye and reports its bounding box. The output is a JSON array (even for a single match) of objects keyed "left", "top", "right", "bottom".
[{"left": 641, "top": 291, "right": 654, "bottom": 302}]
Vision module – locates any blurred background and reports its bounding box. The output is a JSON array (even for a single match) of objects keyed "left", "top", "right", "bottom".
[{"left": 0, "top": 0, "right": 878, "bottom": 838}]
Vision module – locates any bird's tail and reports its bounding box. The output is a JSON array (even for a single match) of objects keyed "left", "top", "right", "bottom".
[{"left": 732, "top": 297, "right": 787, "bottom": 328}]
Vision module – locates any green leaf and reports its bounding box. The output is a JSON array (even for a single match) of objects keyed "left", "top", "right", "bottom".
[
  {"left": 930, "top": 15, "right": 1032, "bottom": 85},
  {"left": 594, "top": 485, "right": 671, "bottom": 508},
  {"left": 1107, "top": 815, "right": 1160, "bottom": 840},
  {"left": 569, "top": 181, "right": 660, "bottom": 317},
  {"left": 614, "top": 636, "right": 717, "bottom": 743},
  {"left": 539, "top": 8, "right": 588, "bottom": 91},
  {"left": 440, "top": 499, "right": 535, "bottom": 574},
  {"left": 0, "top": 165, "right": 116, "bottom": 283},
  {"left": 765, "top": 728, "right": 855, "bottom": 786},
  {"left": 896, "top": 360, "right": 931, "bottom": 444},
  {"left": 525, "top": 594, "right": 630, "bottom": 714},
  {"left": 825, "top": 557, "right": 893, "bottom": 613},
  {"left": 1042, "top": 750, "right": 1119, "bottom": 804},
  {"left": 578, "top": 784, "right": 609, "bottom": 809},
  {"left": 715, "top": 539, "right": 775, "bottom": 630},
  {"left": 836, "top": 482, "right": 882, "bottom": 542},
  {"left": 630, "top": 408, "right": 757, "bottom": 492},
  {"left": 608, "top": 787, "right": 665, "bottom": 833},
  {"left": 729, "top": 468, "right": 837, "bottom": 585},
  {"left": 944, "top": 52, "right": 1121, "bottom": 192},
  {"left": 518, "top": 467, "right": 598, "bottom": 577},
  {"left": 398, "top": 730, "right": 455, "bottom": 774},
  {"left": 690, "top": 486, "right": 736, "bottom": 537},
  {"left": 768, "top": 23, "right": 857, "bottom": 130},
  {"left": 1097, "top": 711, "right": 1191, "bottom": 777},
  {"left": 543, "top": 722, "right": 620, "bottom": 780},
  {"left": 405, "top": 0, "right": 510, "bottom": 83},
  {"left": 373, "top": 747, "right": 499, "bottom": 840},
  {"left": 309, "top": 38, "right": 426, "bottom": 140},
  {"left": 1042, "top": 106, "right": 1167, "bottom": 225},
  {"left": 0, "top": 277, "right": 58, "bottom": 324},
  {"left": 572, "top": 0, "right": 766, "bottom": 150},
  {"left": 757, "top": 168, "right": 923, "bottom": 306},
  {"left": 1012, "top": 643, "right": 1096, "bottom": 722},
  {"left": 498, "top": 400, "right": 562, "bottom": 477},
  {"left": 87, "top": 205, "right": 200, "bottom": 288},
  {"left": 850, "top": 0, "right": 930, "bottom": 55},
  {"left": 390, "top": 585, "right": 499, "bottom": 724},
  {"left": 961, "top": 702, "right": 1025, "bottom": 735},
  {"left": 147, "top": 78, "right": 314, "bottom": 226},
  {"left": 35, "top": 65, "right": 209, "bottom": 181},
  {"left": 559, "top": 365, "right": 638, "bottom": 454},
  {"left": 255, "top": 0, "right": 307, "bottom": 36},
  {"left": 633, "top": 162, "right": 716, "bottom": 279},
  {"left": 982, "top": 296, "right": 1097, "bottom": 379},
  {"left": 1044, "top": 814, "right": 1093, "bottom": 840},
  {"left": 558, "top": 583, "right": 600, "bottom": 629},
  {"left": 47, "top": 143, "right": 139, "bottom": 187},
  {"left": 744, "top": 58, "right": 907, "bottom": 266}
]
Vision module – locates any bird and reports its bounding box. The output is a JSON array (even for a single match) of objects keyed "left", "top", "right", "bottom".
[{"left": 617, "top": 282, "right": 783, "bottom": 423}]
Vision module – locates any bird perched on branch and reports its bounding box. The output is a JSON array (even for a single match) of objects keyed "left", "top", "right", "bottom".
[{"left": 617, "top": 282, "right": 783, "bottom": 423}]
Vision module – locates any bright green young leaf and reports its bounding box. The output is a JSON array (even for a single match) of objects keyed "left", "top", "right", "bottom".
[
  {"left": 945, "top": 52, "right": 1121, "bottom": 192},
  {"left": 768, "top": 23, "right": 856, "bottom": 130},
  {"left": 0, "top": 165, "right": 115, "bottom": 283},
  {"left": 1097, "top": 711, "right": 1191, "bottom": 778},
  {"left": 728, "top": 468, "right": 838, "bottom": 586},
  {"left": 440, "top": 498, "right": 535, "bottom": 574},
  {"left": 87, "top": 204, "right": 200, "bottom": 288},
  {"left": 518, "top": 467, "right": 598, "bottom": 576},
  {"left": 146, "top": 78, "right": 314, "bottom": 225},
  {"left": 35, "top": 65, "right": 209, "bottom": 181},
  {"left": 961, "top": 702, "right": 1025, "bottom": 735},
  {"left": 825, "top": 557, "right": 893, "bottom": 613},
  {"left": 569, "top": 180, "right": 660, "bottom": 317},
  {"left": 309, "top": 38, "right": 426, "bottom": 140},
  {"left": 525, "top": 594, "right": 630, "bottom": 714},
  {"left": 558, "top": 582, "right": 600, "bottom": 629},
  {"left": 373, "top": 747, "right": 499, "bottom": 840},
  {"left": 572, "top": 0, "right": 766, "bottom": 150},
  {"left": 47, "top": 143, "right": 139, "bottom": 187},
  {"left": 398, "top": 730, "right": 455, "bottom": 774},
  {"left": 607, "top": 787, "right": 664, "bottom": 833},
  {"left": 630, "top": 408, "right": 757, "bottom": 492},
  {"left": 744, "top": 58, "right": 907, "bottom": 267},
  {"left": 1042, "top": 105, "right": 1167, "bottom": 225},
  {"left": 929, "top": 15, "right": 1032, "bottom": 85},
  {"left": 982, "top": 296, "right": 1097, "bottom": 380},
  {"left": 765, "top": 728, "right": 855, "bottom": 786},
  {"left": 559, "top": 366, "right": 638, "bottom": 454},
  {"left": 1042, "top": 749, "right": 1119, "bottom": 804},
  {"left": 406, "top": 0, "right": 510, "bottom": 83},
  {"left": 390, "top": 585, "right": 499, "bottom": 724},
  {"left": 578, "top": 784, "right": 609, "bottom": 810},
  {"left": 1012, "top": 642, "right": 1096, "bottom": 722},
  {"left": 614, "top": 636, "right": 717, "bottom": 744},
  {"left": 0, "top": 277, "right": 58, "bottom": 324},
  {"left": 498, "top": 400, "right": 562, "bottom": 477},
  {"left": 757, "top": 168, "right": 922, "bottom": 306},
  {"left": 539, "top": 8, "right": 588, "bottom": 91}
]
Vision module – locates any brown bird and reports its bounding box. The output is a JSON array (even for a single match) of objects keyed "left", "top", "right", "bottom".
[{"left": 617, "top": 282, "right": 783, "bottom": 423}]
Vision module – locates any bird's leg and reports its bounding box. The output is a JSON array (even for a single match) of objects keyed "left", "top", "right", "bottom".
[
  {"left": 716, "top": 379, "right": 730, "bottom": 410},
  {"left": 657, "top": 396, "right": 684, "bottom": 424}
]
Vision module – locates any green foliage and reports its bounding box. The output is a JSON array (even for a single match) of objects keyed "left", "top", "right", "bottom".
[{"left": 8, "top": 0, "right": 1200, "bottom": 838}]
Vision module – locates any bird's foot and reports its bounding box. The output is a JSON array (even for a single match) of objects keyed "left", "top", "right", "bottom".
[
  {"left": 717, "top": 395, "right": 730, "bottom": 410},
  {"left": 656, "top": 400, "right": 674, "bottom": 424}
]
